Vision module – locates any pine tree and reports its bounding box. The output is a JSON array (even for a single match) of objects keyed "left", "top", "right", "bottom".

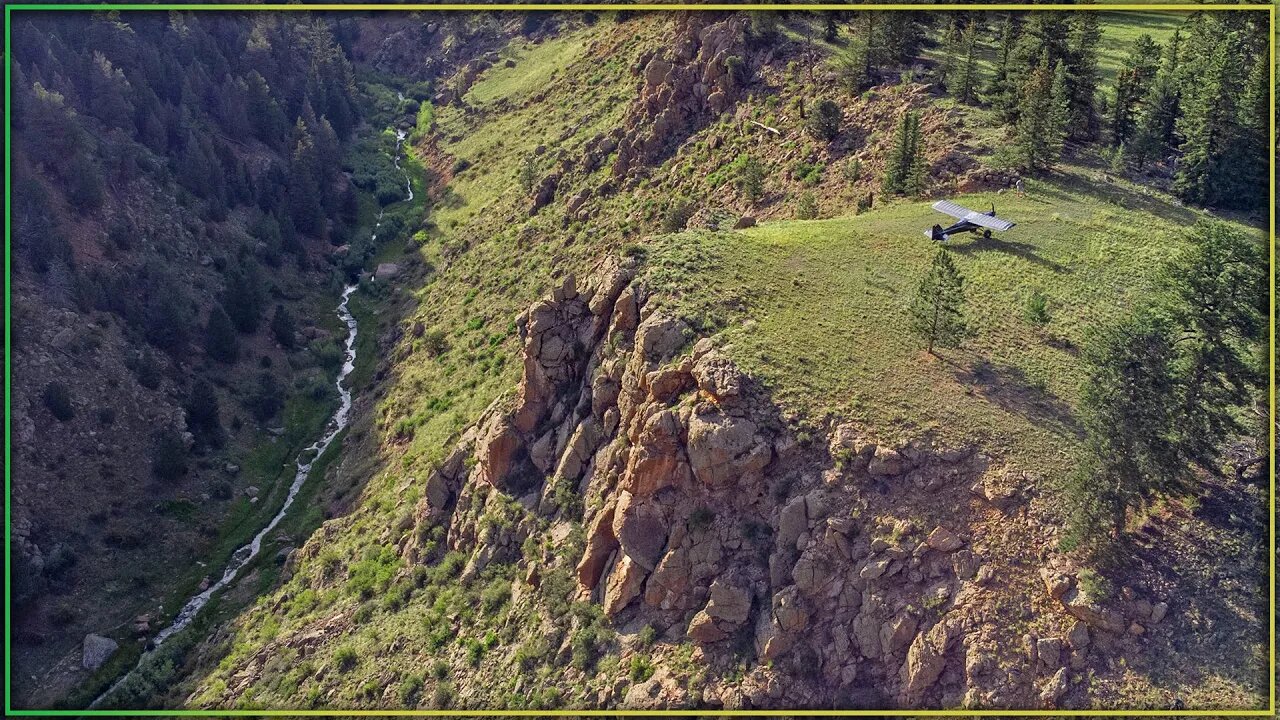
[
  {"left": 986, "top": 14, "right": 1021, "bottom": 121},
  {"left": 909, "top": 248, "right": 969, "bottom": 354},
  {"left": 882, "top": 111, "right": 924, "bottom": 196},
  {"left": 936, "top": 16, "right": 961, "bottom": 89},
  {"left": 1063, "top": 308, "right": 1181, "bottom": 546},
  {"left": 270, "top": 304, "right": 298, "bottom": 349},
  {"left": 1233, "top": 49, "right": 1269, "bottom": 211},
  {"left": 805, "top": 99, "right": 842, "bottom": 141},
  {"left": 185, "top": 379, "right": 224, "bottom": 451},
  {"left": 1063, "top": 12, "right": 1102, "bottom": 140},
  {"left": 1013, "top": 55, "right": 1068, "bottom": 172},
  {"left": 957, "top": 21, "right": 980, "bottom": 104},
  {"left": 518, "top": 155, "right": 538, "bottom": 196},
  {"left": 1161, "top": 222, "right": 1267, "bottom": 467},
  {"left": 222, "top": 261, "right": 266, "bottom": 334},
  {"left": 1108, "top": 34, "right": 1161, "bottom": 147},
  {"left": 287, "top": 117, "right": 326, "bottom": 235},
  {"left": 1131, "top": 30, "right": 1181, "bottom": 168},
  {"left": 204, "top": 305, "right": 239, "bottom": 363},
  {"left": 1174, "top": 39, "right": 1234, "bottom": 206}
]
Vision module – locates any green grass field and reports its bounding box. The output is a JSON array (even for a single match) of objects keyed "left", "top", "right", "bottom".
[{"left": 645, "top": 164, "right": 1256, "bottom": 470}]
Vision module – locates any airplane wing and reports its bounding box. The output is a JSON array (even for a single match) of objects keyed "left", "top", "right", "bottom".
[{"left": 931, "top": 200, "right": 1016, "bottom": 231}]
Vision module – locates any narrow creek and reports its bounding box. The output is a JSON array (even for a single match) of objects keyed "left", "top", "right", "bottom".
[
  {"left": 92, "top": 287, "right": 359, "bottom": 708},
  {"left": 91, "top": 123, "right": 413, "bottom": 708}
]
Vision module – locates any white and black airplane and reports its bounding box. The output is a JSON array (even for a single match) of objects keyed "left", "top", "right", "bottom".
[{"left": 925, "top": 200, "right": 1016, "bottom": 242}]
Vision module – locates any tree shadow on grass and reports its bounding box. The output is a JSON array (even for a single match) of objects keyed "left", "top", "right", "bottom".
[
  {"left": 949, "top": 234, "right": 1071, "bottom": 274},
  {"left": 951, "top": 358, "right": 1083, "bottom": 438},
  {"left": 1033, "top": 171, "right": 1202, "bottom": 227}
]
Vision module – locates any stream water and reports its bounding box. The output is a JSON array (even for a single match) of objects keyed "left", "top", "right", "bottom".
[
  {"left": 91, "top": 119, "right": 414, "bottom": 707},
  {"left": 91, "top": 286, "right": 359, "bottom": 707}
]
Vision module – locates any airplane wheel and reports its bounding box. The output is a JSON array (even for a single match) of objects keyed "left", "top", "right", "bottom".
[{"left": 983, "top": 230, "right": 992, "bottom": 239}]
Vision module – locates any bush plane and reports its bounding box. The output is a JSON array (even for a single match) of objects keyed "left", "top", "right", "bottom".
[{"left": 925, "top": 200, "right": 1016, "bottom": 242}]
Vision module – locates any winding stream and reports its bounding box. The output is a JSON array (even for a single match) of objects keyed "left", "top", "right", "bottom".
[
  {"left": 92, "top": 121, "right": 414, "bottom": 708},
  {"left": 92, "top": 286, "right": 359, "bottom": 708}
]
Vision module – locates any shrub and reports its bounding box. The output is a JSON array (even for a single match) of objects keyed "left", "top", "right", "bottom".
[
  {"left": 431, "top": 682, "right": 455, "bottom": 709},
  {"left": 480, "top": 577, "right": 511, "bottom": 612},
  {"left": 250, "top": 372, "right": 284, "bottom": 421},
  {"left": 1024, "top": 289, "right": 1051, "bottom": 327},
  {"left": 398, "top": 674, "right": 424, "bottom": 704},
  {"left": 128, "top": 350, "right": 163, "bottom": 389},
  {"left": 689, "top": 506, "right": 715, "bottom": 531},
  {"left": 638, "top": 624, "right": 658, "bottom": 647},
  {"left": 661, "top": 199, "right": 695, "bottom": 233},
  {"left": 628, "top": 655, "right": 655, "bottom": 682},
  {"left": 334, "top": 645, "right": 358, "bottom": 672},
  {"left": 43, "top": 382, "right": 74, "bottom": 422},
  {"left": 842, "top": 159, "right": 863, "bottom": 184},
  {"left": 793, "top": 160, "right": 824, "bottom": 186},
  {"left": 151, "top": 430, "right": 188, "bottom": 481},
  {"left": 796, "top": 192, "right": 818, "bottom": 220},
  {"left": 1078, "top": 568, "right": 1113, "bottom": 600},
  {"left": 805, "top": 99, "right": 842, "bottom": 141},
  {"left": 421, "top": 328, "right": 448, "bottom": 357}
]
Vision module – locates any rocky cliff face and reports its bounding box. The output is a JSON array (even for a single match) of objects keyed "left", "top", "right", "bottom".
[
  {"left": 369, "top": 262, "right": 1166, "bottom": 710},
  {"left": 613, "top": 15, "right": 747, "bottom": 179}
]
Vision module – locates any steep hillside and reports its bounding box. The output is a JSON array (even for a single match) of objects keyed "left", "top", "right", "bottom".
[
  {"left": 23, "top": 8, "right": 1267, "bottom": 712},
  {"left": 8, "top": 12, "right": 384, "bottom": 707}
]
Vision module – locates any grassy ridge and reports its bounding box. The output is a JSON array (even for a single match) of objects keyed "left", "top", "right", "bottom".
[{"left": 646, "top": 165, "right": 1255, "bottom": 470}]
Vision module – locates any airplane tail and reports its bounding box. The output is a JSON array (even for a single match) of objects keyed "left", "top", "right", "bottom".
[{"left": 926, "top": 224, "right": 946, "bottom": 242}]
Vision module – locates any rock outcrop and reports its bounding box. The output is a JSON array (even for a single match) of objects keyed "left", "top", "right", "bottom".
[
  {"left": 613, "top": 15, "right": 748, "bottom": 178},
  {"left": 393, "top": 261, "right": 1131, "bottom": 711}
]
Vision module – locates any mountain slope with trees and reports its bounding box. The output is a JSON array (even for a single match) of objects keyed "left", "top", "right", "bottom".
[{"left": 9, "top": 8, "right": 1268, "bottom": 712}]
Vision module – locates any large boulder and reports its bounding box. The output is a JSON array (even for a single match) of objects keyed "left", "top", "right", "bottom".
[
  {"left": 635, "top": 314, "right": 690, "bottom": 361},
  {"left": 621, "top": 408, "right": 690, "bottom": 497},
  {"left": 603, "top": 554, "right": 647, "bottom": 616},
  {"left": 1060, "top": 585, "right": 1126, "bottom": 634},
  {"left": 926, "top": 526, "right": 964, "bottom": 552},
  {"left": 688, "top": 579, "right": 751, "bottom": 643},
  {"left": 576, "top": 504, "right": 618, "bottom": 589},
  {"left": 686, "top": 413, "right": 771, "bottom": 488},
  {"left": 612, "top": 492, "right": 668, "bottom": 571},
  {"left": 691, "top": 352, "right": 744, "bottom": 407},
  {"left": 898, "top": 618, "right": 959, "bottom": 703},
  {"left": 705, "top": 578, "right": 752, "bottom": 625},
  {"left": 476, "top": 417, "right": 523, "bottom": 491},
  {"left": 82, "top": 634, "right": 119, "bottom": 671}
]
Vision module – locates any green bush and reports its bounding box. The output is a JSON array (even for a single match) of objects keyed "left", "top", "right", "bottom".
[
  {"left": 805, "top": 99, "right": 842, "bottom": 141},
  {"left": 638, "top": 624, "right": 658, "bottom": 647},
  {"left": 796, "top": 191, "right": 818, "bottom": 220},
  {"left": 334, "top": 645, "right": 358, "bottom": 673},
  {"left": 1024, "top": 289, "right": 1051, "bottom": 327},
  {"left": 661, "top": 199, "right": 696, "bottom": 233},
  {"left": 480, "top": 577, "right": 511, "bottom": 612},
  {"left": 689, "top": 506, "right": 715, "bottom": 531},
  {"left": 628, "top": 655, "right": 655, "bottom": 682},
  {"left": 1077, "top": 568, "right": 1113, "bottom": 600}
]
